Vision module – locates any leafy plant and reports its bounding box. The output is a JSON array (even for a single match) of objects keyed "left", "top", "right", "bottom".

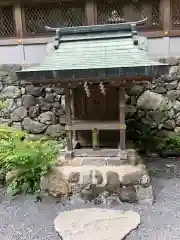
[
  {"left": 164, "top": 136, "right": 180, "bottom": 151},
  {"left": 0, "top": 100, "right": 8, "bottom": 110},
  {"left": 127, "top": 121, "right": 160, "bottom": 153},
  {"left": 135, "top": 128, "right": 159, "bottom": 153},
  {"left": 0, "top": 125, "right": 60, "bottom": 196}
]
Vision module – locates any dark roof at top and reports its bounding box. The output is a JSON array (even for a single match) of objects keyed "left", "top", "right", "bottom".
[{"left": 16, "top": 18, "right": 168, "bottom": 81}]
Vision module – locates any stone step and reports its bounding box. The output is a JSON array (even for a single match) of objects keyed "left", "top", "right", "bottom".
[
  {"left": 58, "top": 152, "right": 127, "bottom": 167},
  {"left": 55, "top": 164, "right": 148, "bottom": 186},
  {"left": 41, "top": 163, "right": 153, "bottom": 205}
]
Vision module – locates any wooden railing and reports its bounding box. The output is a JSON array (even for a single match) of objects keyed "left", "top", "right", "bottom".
[{"left": 0, "top": 0, "right": 180, "bottom": 39}]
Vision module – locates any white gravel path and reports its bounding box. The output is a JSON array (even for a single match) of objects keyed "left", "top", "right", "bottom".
[{"left": 0, "top": 158, "right": 180, "bottom": 240}]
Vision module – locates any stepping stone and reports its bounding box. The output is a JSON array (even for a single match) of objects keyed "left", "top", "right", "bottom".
[{"left": 54, "top": 208, "right": 140, "bottom": 240}]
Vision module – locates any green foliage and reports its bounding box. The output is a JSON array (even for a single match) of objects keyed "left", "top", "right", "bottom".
[
  {"left": 0, "top": 125, "right": 60, "bottom": 196},
  {"left": 127, "top": 121, "right": 160, "bottom": 153},
  {"left": 0, "top": 100, "right": 8, "bottom": 110},
  {"left": 135, "top": 128, "right": 159, "bottom": 153},
  {"left": 164, "top": 136, "right": 180, "bottom": 151}
]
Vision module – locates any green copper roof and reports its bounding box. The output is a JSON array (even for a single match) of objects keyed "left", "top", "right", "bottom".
[{"left": 17, "top": 21, "right": 168, "bottom": 81}]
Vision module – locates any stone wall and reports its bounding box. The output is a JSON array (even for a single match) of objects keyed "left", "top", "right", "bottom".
[
  {"left": 126, "top": 57, "right": 180, "bottom": 151},
  {"left": 0, "top": 65, "right": 65, "bottom": 138},
  {"left": 1, "top": 60, "right": 180, "bottom": 149}
]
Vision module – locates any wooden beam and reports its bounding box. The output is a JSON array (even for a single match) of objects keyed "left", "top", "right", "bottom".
[
  {"left": 85, "top": 0, "right": 96, "bottom": 25},
  {"left": 65, "top": 120, "right": 120, "bottom": 131},
  {"left": 160, "top": 0, "right": 171, "bottom": 34},
  {"left": 65, "top": 88, "right": 73, "bottom": 157},
  {"left": 13, "top": 0, "right": 23, "bottom": 38},
  {"left": 26, "top": 76, "right": 153, "bottom": 87},
  {"left": 74, "top": 148, "right": 121, "bottom": 157},
  {"left": 119, "top": 87, "right": 126, "bottom": 150}
]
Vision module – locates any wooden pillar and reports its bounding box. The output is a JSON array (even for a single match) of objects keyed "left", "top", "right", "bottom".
[
  {"left": 85, "top": 0, "right": 96, "bottom": 25},
  {"left": 119, "top": 87, "right": 126, "bottom": 150},
  {"left": 71, "top": 89, "right": 78, "bottom": 142},
  {"left": 160, "top": 0, "right": 171, "bottom": 33},
  {"left": 13, "top": 0, "right": 23, "bottom": 37},
  {"left": 92, "top": 128, "right": 99, "bottom": 150},
  {"left": 65, "top": 88, "right": 73, "bottom": 156}
]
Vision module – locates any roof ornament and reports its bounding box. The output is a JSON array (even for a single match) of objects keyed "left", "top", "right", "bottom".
[
  {"left": 84, "top": 81, "right": 90, "bottom": 97},
  {"left": 108, "top": 10, "right": 125, "bottom": 24},
  {"left": 44, "top": 17, "right": 148, "bottom": 49},
  {"left": 54, "top": 29, "right": 61, "bottom": 50},
  {"left": 45, "top": 18, "right": 148, "bottom": 33},
  {"left": 99, "top": 81, "right": 106, "bottom": 95}
]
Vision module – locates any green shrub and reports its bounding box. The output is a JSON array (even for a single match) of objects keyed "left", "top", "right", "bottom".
[
  {"left": 0, "top": 125, "right": 60, "bottom": 196},
  {"left": 164, "top": 136, "right": 180, "bottom": 151}
]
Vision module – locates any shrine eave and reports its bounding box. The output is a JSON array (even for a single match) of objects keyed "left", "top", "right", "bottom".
[{"left": 16, "top": 65, "right": 169, "bottom": 83}]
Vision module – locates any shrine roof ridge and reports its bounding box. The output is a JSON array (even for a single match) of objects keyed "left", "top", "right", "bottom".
[{"left": 45, "top": 18, "right": 147, "bottom": 35}]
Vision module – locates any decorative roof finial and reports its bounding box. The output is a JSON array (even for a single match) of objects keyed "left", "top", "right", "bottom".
[{"left": 108, "top": 10, "right": 125, "bottom": 24}]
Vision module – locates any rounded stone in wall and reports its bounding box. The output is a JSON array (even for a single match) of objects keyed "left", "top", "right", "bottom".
[
  {"left": 137, "top": 91, "right": 166, "bottom": 110},
  {"left": 173, "top": 101, "right": 180, "bottom": 113},
  {"left": 177, "top": 82, "right": 180, "bottom": 90},
  {"left": 5, "top": 99, "right": 17, "bottom": 112},
  {"left": 45, "top": 87, "right": 53, "bottom": 93},
  {"left": 163, "top": 119, "right": 176, "bottom": 130},
  {"left": 129, "top": 85, "right": 144, "bottom": 97},
  {"left": 60, "top": 114, "right": 66, "bottom": 125},
  {"left": 54, "top": 94, "right": 61, "bottom": 102},
  {"left": 175, "top": 112, "right": 180, "bottom": 126},
  {"left": 11, "top": 106, "right": 27, "bottom": 122},
  {"left": 0, "top": 70, "right": 8, "bottom": 79},
  {"left": 53, "top": 102, "right": 61, "bottom": 109},
  {"left": 37, "top": 97, "right": 52, "bottom": 111},
  {"left": 166, "top": 80, "right": 178, "bottom": 91},
  {"left": 21, "top": 87, "right": 26, "bottom": 95},
  {"left": 166, "top": 90, "right": 180, "bottom": 101},
  {"left": 52, "top": 87, "right": 64, "bottom": 95},
  {"left": 26, "top": 85, "right": 44, "bottom": 97},
  {"left": 45, "top": 93, "right": 56, "bottom": 103},
  {"left": 2, "top": 86, "right": 21, "bottom": 99},
  {"left": 22, "top": 95, "right": 36, "bottom": 108},
  {"left": 22, "top": 117, "right": 47, "bottom": 134},
  {"left": 165, "top": 57, "right": 179, "bottom": 66},
  {"left": 28, "top": 105, "right": 40, "bottom": 118},
  {"left": 0, "top": 81, "right": 3, "bottom": 92},
  {"left": 153, "top": 86, "right": 166, "bottom": 94},
  {"left": 169, "top": 66, "right": 179, "bottom": 75},
  {"left": 46, "top": 124, "right": 65, "bottom": 137},
  {"left": 16, "top": 98, "right": 23, "bottom": 107},
  {"left": 38, "top": 111, "right": 56, "bottom": 125},
  {"left": 161, "top": 74, "right": 178, "bottom": 82},
  {"left": 175, "top": 127, "right": 180, "bottom": 133}
]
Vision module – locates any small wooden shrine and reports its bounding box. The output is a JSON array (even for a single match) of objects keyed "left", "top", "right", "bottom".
[{"left": 16, "top": 18, "right": 167, "bottom": 162}]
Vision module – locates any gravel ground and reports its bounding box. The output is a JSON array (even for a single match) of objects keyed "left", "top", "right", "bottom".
[{"left": 1, "top": 158, "right": 180, "bottom": 240}]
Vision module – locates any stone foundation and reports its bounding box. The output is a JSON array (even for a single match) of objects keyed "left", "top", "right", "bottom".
[{"left": 40, "top": 162, "right": 154, "bottom": 205}]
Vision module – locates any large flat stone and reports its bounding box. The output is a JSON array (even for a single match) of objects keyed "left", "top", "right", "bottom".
[{"left": 54, "top": 208, "right": 140, "bottom": 240}]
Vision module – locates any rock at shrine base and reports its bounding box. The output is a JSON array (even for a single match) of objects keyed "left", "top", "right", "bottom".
[
  {"left": 54, "top": 208, "right": 140, "bottom": 240},
  {"left": 40, "top": 164, "right": 154, "bottom": 205}
]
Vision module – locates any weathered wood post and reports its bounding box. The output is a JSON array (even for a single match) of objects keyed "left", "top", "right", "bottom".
[
  {"left": 65, "top": 87, "right": 73, "bottom": 158},
  {"left": 119, "top": 87, "right": 126, "bottom": 150}
]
